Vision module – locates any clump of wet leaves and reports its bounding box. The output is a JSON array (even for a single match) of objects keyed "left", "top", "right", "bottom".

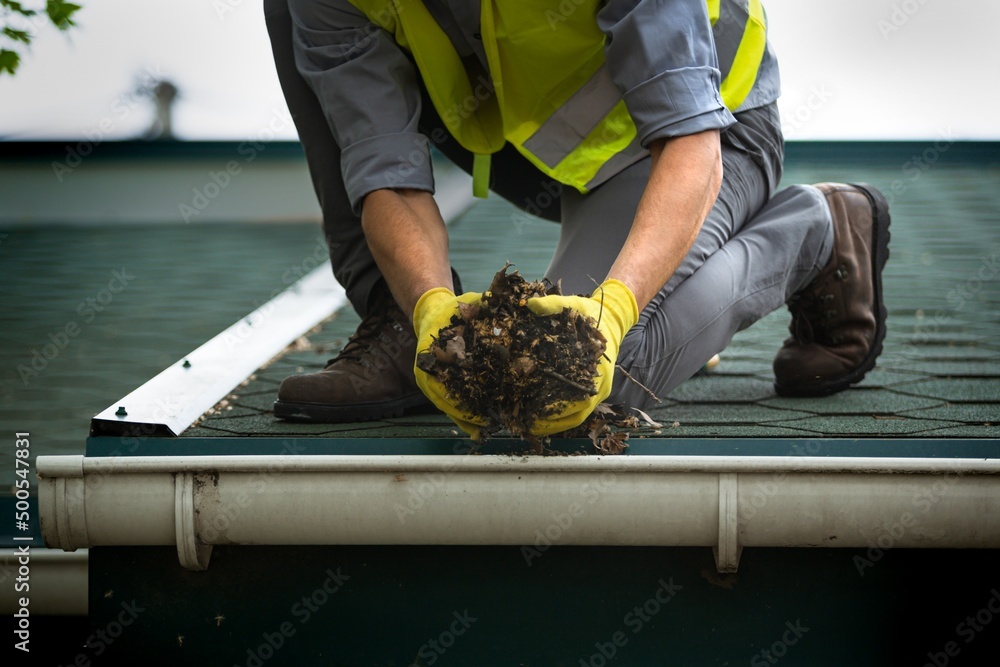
[
  {"left": 417, "top": 263, "right": 607, "bottom": 443},
  {"left": 560, "top": 403, "right": 662, "bottom": 455}
]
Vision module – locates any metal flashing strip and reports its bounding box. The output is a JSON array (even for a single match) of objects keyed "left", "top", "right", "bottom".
[
  {"left": 37, "top": 453, "right": 1000, "bottom": 573},
  {"left": 89, "top": 172, "right": 475, "bottom": 438},
  {"left": 90, "top": 264, "right": 346, "bottom": 437}
]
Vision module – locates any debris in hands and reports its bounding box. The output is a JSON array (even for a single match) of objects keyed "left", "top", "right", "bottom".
[{"left": 417, "top": 263, "right": 606, "bottom": 442}]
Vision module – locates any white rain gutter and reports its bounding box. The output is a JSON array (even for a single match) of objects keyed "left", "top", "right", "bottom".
[
  {"left": 0, "top": 548, "right": 88, "bottom": 616},
  {"left": 37, "top": 454, "right": 1000, "bottom": 573}
]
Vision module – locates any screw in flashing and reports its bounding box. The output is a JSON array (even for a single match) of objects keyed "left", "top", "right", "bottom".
[
  {"left": 115, "top": 406, "right": 128, "bottom": 417},
  {"left": 183, "top": 359, "right": 191, "bottom": 368}
]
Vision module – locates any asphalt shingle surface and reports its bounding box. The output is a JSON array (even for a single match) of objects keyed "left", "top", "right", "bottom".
[{"left": 187, "top": 162, "right": 1000, "bottom": 440}]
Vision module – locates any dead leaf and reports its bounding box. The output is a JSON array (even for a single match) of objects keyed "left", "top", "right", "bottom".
[{"left": 632, "top": 407, "right": 662, "bottom": 428}]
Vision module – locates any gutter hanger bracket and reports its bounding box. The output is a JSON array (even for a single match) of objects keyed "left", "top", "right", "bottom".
[
  {"left": 40, "top": 456, "right": 88, "bottom": 552},
  {"left": 714, "top": 473, "right": 742, "bottom": 573},
  {"left": 174, "top": 473, "right": 212, "bottom": 571}
]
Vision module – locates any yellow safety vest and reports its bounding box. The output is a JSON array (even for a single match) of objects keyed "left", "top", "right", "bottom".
[{"left": 347, "top": 0, "right": 767, "bottom": 197}]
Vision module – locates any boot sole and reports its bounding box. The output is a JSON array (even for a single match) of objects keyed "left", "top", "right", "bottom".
[
  {"left": 774, "top": 183, "right": 891, "bottom": 398},
  {"left": 274, "top": 392, "right": 432, "bottom": 423}
]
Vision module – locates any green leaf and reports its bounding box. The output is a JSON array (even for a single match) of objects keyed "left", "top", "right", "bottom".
[
  {"left": 1, "top": 1, "right": 82, "bottom": 77},
  {"left": 46, "top": 0, "right": 81, "bottom": 30},
  {"left": 1, "top": 1, "right": 36, "bottom": 15},
  {"left": 0, "top": 48, "right": 21, "bottom": 76},
  {"left": 2, "top": 27, "right": 32, "bottom": 43}
]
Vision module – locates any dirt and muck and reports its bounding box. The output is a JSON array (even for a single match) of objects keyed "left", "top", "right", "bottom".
[{"left": 417, "top": 264, "right": 659, "bottom": 452}]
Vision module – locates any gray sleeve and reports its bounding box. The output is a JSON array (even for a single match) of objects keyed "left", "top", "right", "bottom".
[
  {"left": 597, "top": 0, "right": 736, "bottom": 147},
  {"left": 288, "top": 0, "right": 433, "bottom": 214}
]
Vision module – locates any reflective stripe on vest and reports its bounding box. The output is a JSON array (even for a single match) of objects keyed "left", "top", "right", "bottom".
[
  {"left": 711, "top": 0, "right": 768, "bottom": 112},
  {"left": 347, "top": 0, "right": 766, "bottom": 197}
]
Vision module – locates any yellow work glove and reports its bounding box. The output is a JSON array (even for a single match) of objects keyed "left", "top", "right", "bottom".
[
  {"left": 412, "top": 287, "right": 489, "bottom": 439},
  {"left": 525, "top": 279, "right": 639, "bottom": 436}
]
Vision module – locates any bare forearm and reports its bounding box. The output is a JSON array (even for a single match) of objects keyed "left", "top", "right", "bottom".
[
  {"left": 361, "top": 189, "right": 453, "bottom": 316},
  {"left": 607, "top": 130, "right": 723, "bottom": 310}
]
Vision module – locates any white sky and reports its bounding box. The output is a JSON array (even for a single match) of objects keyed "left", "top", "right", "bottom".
[{"left": 0, "top": 0, "right": 997, "bottom": 140}]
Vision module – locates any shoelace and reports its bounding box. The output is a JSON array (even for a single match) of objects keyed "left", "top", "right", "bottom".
[
  {"left": 788, "top": 263, "right": 848, "bottom": 345},
  {"left": 788, "top": 295, "right": 818, "bottom": 344},
  {"left": 325, "top": 306, "right": 404, "bottom": 368}
]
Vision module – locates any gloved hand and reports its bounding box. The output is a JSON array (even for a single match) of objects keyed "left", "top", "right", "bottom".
[
  {"left": 525, "top": 279, "right": 639, "bottom": 435},
  {"left": 412, "top": 287, "right": 488, "bottom": 439}
]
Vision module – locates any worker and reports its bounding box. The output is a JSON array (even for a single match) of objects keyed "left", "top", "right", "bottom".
[{"left": 263, "top": 0, "right": 890, "bottom": 437}]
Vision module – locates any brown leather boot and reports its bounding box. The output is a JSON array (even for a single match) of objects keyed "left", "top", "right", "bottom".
[
  {"left": 773, "top": 183, "right": 891, "bottom": 397},
  {"left": 274, "top": 291, "right": 430, "bottom": 422}
]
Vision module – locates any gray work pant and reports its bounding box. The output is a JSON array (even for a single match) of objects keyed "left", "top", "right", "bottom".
[
  {"left": 546, "top": 104, "right": 834, "bottom": 407},
  {"left": 265, "top": 0, "right": 834, "bottom": 408}
]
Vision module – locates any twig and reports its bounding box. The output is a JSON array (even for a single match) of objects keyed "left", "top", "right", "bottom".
[
  {"left": 587, "top": 274, "right": 604, "bottom": 329},
  {"left": 541, "top": 368, "right": 598, "bottom": 396},
  {"left": 615, "top": 364, "right": 662, "bottom": 403}
]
